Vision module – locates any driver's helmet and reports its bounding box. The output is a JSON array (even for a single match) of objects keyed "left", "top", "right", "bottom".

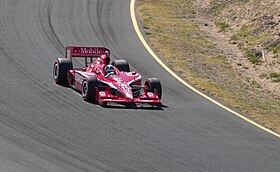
[
  {"left": 98, "top": 54, "right": 110, "bottom": 65},
  {"left": 104, "top": 64, "right": 115, "bottom": 75}
]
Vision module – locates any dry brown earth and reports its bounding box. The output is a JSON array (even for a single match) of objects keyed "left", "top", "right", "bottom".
[{"left": 138, "top": 0, "right": 280, "bottom": 132}]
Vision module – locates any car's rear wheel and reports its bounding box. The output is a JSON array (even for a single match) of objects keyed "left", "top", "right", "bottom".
[
  {"left": 144, "top": 78, "right": 162, "bottom": 99},
  {"left": 82, "top": 76, "right": 98, "bottom": 103},
  {"left": 53, "top": 58, "right": 73, "bottom": 86},
  {"left": 111, "top": 59, "right": 130, "bottom": 72}
]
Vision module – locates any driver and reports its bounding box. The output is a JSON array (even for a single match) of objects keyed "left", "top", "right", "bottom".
[{"left": 104, "top": 64, "right": 115, "bottom": 77}]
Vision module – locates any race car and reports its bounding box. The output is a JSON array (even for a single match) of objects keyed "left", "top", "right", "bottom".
[{"left": 53, "top": 46, "right": 162, "bottom": 107}]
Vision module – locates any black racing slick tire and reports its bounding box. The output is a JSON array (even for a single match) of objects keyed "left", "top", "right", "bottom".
[
  {"left": 145, "top": 78, "right": 162, "bottom": 100},
  {"left": 53, "top": 58, "right": 73, "bottom": 85},
  {"left": 81, "top": 76, "right": 98, "bottom": 103},
  {"left": 111, "top": 59, "right": 130, "bottom": 72}
]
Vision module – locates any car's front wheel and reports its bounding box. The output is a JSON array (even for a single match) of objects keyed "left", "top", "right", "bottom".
[
  {"left": 82, "top": 76, "right": 98, "bottom": 103},
  {"left": 144, "top": 78, "right": 162, "bottom": 99}
]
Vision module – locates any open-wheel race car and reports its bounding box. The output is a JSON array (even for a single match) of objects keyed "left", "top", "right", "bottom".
[{"left": 53, "top": 46, "right": 162, "bottom": 107}]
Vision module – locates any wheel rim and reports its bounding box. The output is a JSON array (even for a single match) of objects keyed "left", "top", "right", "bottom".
[
  {"left": 82, "top": 81, "right": 88, "bottom": 97},
  {"left": 53, "top": 62, "right": 59, "bottom": 79}
]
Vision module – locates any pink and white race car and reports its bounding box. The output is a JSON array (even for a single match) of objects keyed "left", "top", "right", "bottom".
[{"left": 53, "top": 46, "right": 162, "bottom": 107}]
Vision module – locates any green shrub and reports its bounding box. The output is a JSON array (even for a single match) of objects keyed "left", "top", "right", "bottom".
[
  {"left": 272, "top": 78, "right": 280, "bottom": 82},
  {"left": 270, "top": 72, "right": 280, "bottom": 82},
  {"left": 270, "top": 72, "right": 280, "bottom": 78},
  {"left": 246, "top": 50, "right": 262, "bottom": 64},
  {"left": 216, "top": 22, "right": 230, "bottom": 32},
  {"left": 272, "top": 44, "right": 280, "bottom": 53}
]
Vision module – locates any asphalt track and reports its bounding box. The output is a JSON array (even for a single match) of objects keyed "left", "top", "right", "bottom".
[{"left": 0, "top": 0, "right": 279, "bottom": 171}]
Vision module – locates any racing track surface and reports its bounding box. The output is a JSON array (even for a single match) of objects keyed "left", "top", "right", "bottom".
[{"left": 0, "top": 0, "right": 279, "bottom": 171}]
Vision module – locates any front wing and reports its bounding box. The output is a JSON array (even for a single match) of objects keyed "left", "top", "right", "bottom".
[{"left": 96, "top": 90, "right": 161, "bottom": 105}]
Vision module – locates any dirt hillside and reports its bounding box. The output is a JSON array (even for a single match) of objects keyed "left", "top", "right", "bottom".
[
  {"left": 203, "top": 0, "right": 280, "bottom": 93},
  {"left": 138, "top": 0, "right": 280, "bottom": 132}
]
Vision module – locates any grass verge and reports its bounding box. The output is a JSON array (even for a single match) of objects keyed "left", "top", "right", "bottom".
[{"left": 137, "top": 0, "right": 280, "bottom": 133}]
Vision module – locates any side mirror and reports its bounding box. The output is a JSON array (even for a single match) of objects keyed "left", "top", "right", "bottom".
[{"left": 82, "top": 68, "right": 86, "bottom": 71}]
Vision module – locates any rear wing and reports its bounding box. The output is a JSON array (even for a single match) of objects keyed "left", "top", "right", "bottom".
[
  {"left": 66, "top": 46, "right": 110, "bottom": 67},
  {"left": 66, "top": 46, "right": 110, "bottom": 59}
]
